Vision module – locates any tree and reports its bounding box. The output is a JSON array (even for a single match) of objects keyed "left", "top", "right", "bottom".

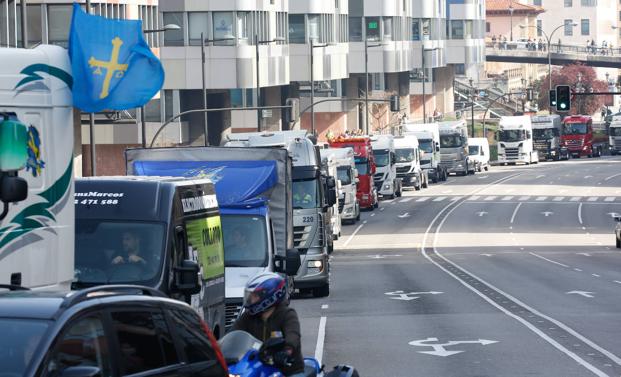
[{"left": 536, "top": 63, "right": 607, "bottom": 115}]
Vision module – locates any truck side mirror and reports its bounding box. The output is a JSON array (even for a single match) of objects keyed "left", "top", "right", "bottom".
[
  {"left": 275, "top": 249, "right": 301, "bottom": 276},
  {"left": 436, "top": 142, "right": 440, "bottom": 152},
  {"left": 328, "top": 188, "right": 337, "bottom": 207},
  {"left": 615, "top": 216, "right": 621, "bottom": 222},
  {"left": 0, "top": 175, "right": 27, "bottom": 203},
  {"left": 174, "top": 259, "right": 201, "bottom": 295}
]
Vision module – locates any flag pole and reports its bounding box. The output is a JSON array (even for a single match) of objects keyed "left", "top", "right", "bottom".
[{"left": 85, "top": 0, "right": 96, "bottom": 176}]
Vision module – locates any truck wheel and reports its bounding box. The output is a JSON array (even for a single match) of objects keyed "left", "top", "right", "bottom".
[
  {"left": 415, "top": 182, "right": 421, "bottom": 191},
  {"left": 374, "top": 201, "right": 379, "bottom": 208},
  {"left": 617, "top": 236, "right": 621, "bottom": 249},
  {"left": 356, "top": 211, "right": 361, "bottom": 221},
  {"left": 422, "top": 177, "right": 428, "bottom": 189},
  {"left": 313, "top": 284, "right": 330, "bottom": 298}
]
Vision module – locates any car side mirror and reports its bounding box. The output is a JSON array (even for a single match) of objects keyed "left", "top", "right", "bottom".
[
  {"left": 328, "top": 187, "right": 337, "bottom": 207},
  {"left": 436, "top": 142, "right": 440, "bottom": 152},
  {"left": 0, "top": 175, "right": 27, "bottom": 203},
  {"left": 59, "top": 366, "right": 102, "bottom": 377},
  {"left": 174, "top": 259, "right": 201, "bottom": 295},
  {"left": 326, "top": 176, "right": 336, "bottom": 189},
  {"left": 275, "top": 249, "right": 301, "bottom": 276},
  {"left": 615, "top": 216, "right": 621, "bottom": 222}
]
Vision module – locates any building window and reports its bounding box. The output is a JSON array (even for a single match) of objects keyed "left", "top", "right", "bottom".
[
  {"left": 16, "top": 4, "right": 42, "bottom": 47},
  {"left": 366, "top": 17, "right": 380, "bottom": 41},
  {"left": 276, "top": 12, "right": 287, "bottom": 44},
  {"left": 451, "top": 20, "right": 464, "bottom": 39},
  {"left": 48, "top": 5, "right": 73, "bottom": 47},
  {"left": 308, "top": 14, "right": 320, "bottom": 42},
  {"left": 486, "top": 22, "right": 490, "bottom": 33},
  {"left": 537, "top": 20, "right": 543, "bottom": 36},
  {"left": 564, "top": 19, "right": 573, "bottom": 36},
  {"left": 533, "top": 0, "right": 542, "bottom": 5},
  {"left": 454, "top": 64, "right": 465, "bottom": 75},
  {"left": 581, "top": 0, "right": 597, "bottom": 5},
  {"left": 581, "top": 19, "right": 590, "bottom": 35},
  {"left": 383, "top": 17, "right": 393, "bottom": 41},
  {"left": 412, "top": 19, "right": 420, "bottom": 41},
  {"left": 188, "top": 12, "right": 209, "bottom": 46},
  {"left": 163, "top": 12, "right": 185, "bottom": 46},
  {"left": 564, "top": 0, "right": 572, "bottom": 6},
  {"left": 289, "top": 14, "right": 305, "bottom": 43},
  {"left": 213, "top": 12, "right": 235, "bottom": 45},
  {"left": 349, "top": 16, "right": 362, "bottom": 41}
]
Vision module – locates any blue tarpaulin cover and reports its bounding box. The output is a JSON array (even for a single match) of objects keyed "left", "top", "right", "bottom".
[{"left": 133, "top": 160, "right": 277, "bottom": 209}]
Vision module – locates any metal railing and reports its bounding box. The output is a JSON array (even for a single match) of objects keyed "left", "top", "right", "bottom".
[{"left": 486, "top": 41, "right": 621, "bottom": 57}]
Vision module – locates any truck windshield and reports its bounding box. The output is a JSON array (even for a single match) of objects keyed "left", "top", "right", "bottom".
[
  {"left": 468, "top": 146, "right": 480, "bottom": 155},
  {"left": 293, "top": 179, "right": 320, "bottom": 209},
  {"left": 0, "top": 319, "right": 49, "bottom": 376},
  {"left": 354, "top": 158, "right": 369, "bottom": 175},
  {"left": 337, "top": 166, "right": 352, "bottom": 185},
  {"left": 374, "top": 150, "right": 390, "bottom": 167},
  {"left": 533, "top": 128, "right": 558, "bottom": 139},
  {"left": 440, "top": 134, "right": 464, "bottom": 148},
  {"left": 499, "top": 130, "right": 527, "bottom": 142},
  {"left": 563, "top": 123, "right": 588, "bottom": 135},
  {"left": 395, "top": 148, "right": 415, "bottom": 163},
  {"left": 418, "top": 139, "right": 434, "bottom": 153},
  {"left": 610, "top": 127, "right": 621, "bottom": 136},
  {"left": 74, "top": 221, "right": 166, "bottom": 287},
  {"left": 222, "top": 215, "right": 268, "bottom": 267}
]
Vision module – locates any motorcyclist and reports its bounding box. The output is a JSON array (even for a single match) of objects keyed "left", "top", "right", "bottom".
[{"left": 232, "top": 272, "right": 305, "bottom": 376}]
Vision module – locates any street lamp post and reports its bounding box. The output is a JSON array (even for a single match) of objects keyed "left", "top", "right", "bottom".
[
  {"left": 364, "top": 38, "right": 383, "bottom": 134},
  {"left": 509, "top": 1, "right": 514, "bottom": 42},
  {"left": 255, "top": 36, "right": 285, "bottom": 132},
  {"left": 309, "top": 39, "right": 331, "bottom": 136},
  {"left": 421, "top": 45, "right": 440, "bottom": 123},
  {"left": 469, "top": 77, "right": 476, "bottom": 137}
]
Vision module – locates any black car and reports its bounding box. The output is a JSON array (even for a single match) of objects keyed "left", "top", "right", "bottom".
[{"left": 0, "top": 285, "right": 228, "bottom": 377}]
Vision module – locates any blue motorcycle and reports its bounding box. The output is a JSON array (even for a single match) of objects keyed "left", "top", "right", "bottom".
[{"left": 219, "top": 331, "right": 358, "bottom": 377}]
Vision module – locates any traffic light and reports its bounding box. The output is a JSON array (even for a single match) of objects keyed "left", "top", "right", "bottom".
[
  {"left": 390, "top": 95, "right": 400, "bottom": 112},
  {"left": 555, "top": 85, "right": 571, "bottom": 112},
  {"left": 549, "top": 89, "right": 557, "bottom": 108},
  {"left": 285, "top": 98, "right": 300, "bottom": 123}
]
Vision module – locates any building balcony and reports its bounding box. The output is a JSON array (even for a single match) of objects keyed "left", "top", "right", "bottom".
[
  {"left": 348, "top": 40, "right": 414, "bottom": 74},
  {"left": 289, "top": 43, "right": 349, "bottom": 82}
]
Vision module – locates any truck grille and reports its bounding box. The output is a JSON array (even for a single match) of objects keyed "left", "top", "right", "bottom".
[
  {"left": 373, "top": 173, "right": 384, "bottom": 182},
  {"left": 420, "top": 159, "right": 431, "bottom": 166},
  {"left": 338, "top": 196, "right": 345, "bottom": 213},
  {"left": 225, "top": 301, "right": 243, "bottom": 331},
  {"left": 396, "top": 166, "right": 410, "bottom": 174},
  {"left": 533, "top": 141, "right": 549, "bottom": 151},
  {"left": 565, "top": 139, "right": 582, "bottom": 149},
  {"left": 374, "top": 181, "right": 383, "bottom": 191},
  {"left": 505, "top": 148, "right": 519, "bottom": 160},
  {"left": 294, "top": 225, "right": 310, "bottom": 247}
]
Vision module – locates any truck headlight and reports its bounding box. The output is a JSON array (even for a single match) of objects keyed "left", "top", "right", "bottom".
[
  {"left": 345, "top": 207, "right": 353, "bottom": 213},
  {"left": 583, "top": 145, "right": 589, "bottom": 150},
  {"left": 456, "top": 163, "right": 463, "bottom": 168},
  {"left": 308, "top": 260, "right": 323, "bottom": 268}
]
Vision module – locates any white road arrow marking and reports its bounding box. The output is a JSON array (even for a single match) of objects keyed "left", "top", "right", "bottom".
[
  {"left": 536, "top": 174, "right": 546, "bottom": 179},
  {"left": 607, "top": 212, "right": 620, "bottom": 218},
  {"left": 476, "top": 211, "right": 488, "bottom": 217},
  {"left": 385, "top": 290, "right": 443, "bottom": 301},
  {"left": 584, "top": 175, "right": 594, "bottom": 179},
  {"left": 477, "top": 175, "right": 489, "bottom": 179},
  {"left": 408, "top": 337, "right": 498, "bottom": 357},
  {"left": 566, "top": 291, "right": 595, "bottom": 298},
  {"left": 541, "top": 211, "right": 554, "bottom": 217},
  {"left": 480, "top": 253, "right": 493, "bottom": 257},
  {"left": 398, "top": 212, "right": 411, "bottom": 218}
]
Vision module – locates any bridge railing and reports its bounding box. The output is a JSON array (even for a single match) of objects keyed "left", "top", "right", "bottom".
[{"left": 485, "top": 41, "right": 621, "bottom": 57}]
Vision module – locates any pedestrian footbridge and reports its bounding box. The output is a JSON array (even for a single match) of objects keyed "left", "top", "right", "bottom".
[{"left": 486, "top": 43, "right": 621, "bottom": 69}]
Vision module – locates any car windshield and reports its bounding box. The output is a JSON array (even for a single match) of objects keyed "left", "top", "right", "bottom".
[
  {"left": 337, "top": 166, "right": 352, "bottom": 185},
  {"left": 440, "top": 134, "right": 464, "bottom": 148},
  {"left": 563, "top": 123, "right": 588, "bottom": 135},
  {"left": 293, "top": 179, "right": 320, "bottom": 209},
  {"left": 74, "top": 221, "right": 166, "bottom": 287},
  {"left": 0, "top": 318, "right": 49, "bottom": 375},
  {"left": 395, "top": 148, "right": 415, "bottom": 163},
  {"left": 533, "top": 128, "right": 558, "bottom": 139},
  {"left": 222, "top": 215, "right": 268, "bottom": 268},
  {"left": 499, "top": 130, "right": 527, "bottom": 142},
  {"left": 355, "top": 158, "right": 369, "bottom": 175},
  {"left": 418, "top": 139, "right": 434, "bottom": 153},
  {"left": 610, "top": 127, "right": 621, "bottom": 136},
  {"left": 374, "top": 150, "right": 390, "bottom": 167},
  {"left": 468, "top": 146, "right": 480, "bottom": 155}
]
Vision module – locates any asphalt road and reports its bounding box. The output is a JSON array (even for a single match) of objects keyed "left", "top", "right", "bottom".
[{"left": 291, "top": 156, "right": 621, "bottom": 377}]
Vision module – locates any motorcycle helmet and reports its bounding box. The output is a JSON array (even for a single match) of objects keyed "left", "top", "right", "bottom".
[{"left": 243, "top": 272, "right": 287, "bottom": 315}]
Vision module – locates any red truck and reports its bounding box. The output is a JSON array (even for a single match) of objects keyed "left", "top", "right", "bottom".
[
  {"left": 561, "top": 115, "right": 606, "bottom": 158},
  {"left": 329, "top": 136, "right": 379, "bottom": 210}
]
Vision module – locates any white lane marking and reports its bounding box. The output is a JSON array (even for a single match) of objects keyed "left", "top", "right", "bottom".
[
  {"left": 433, "top": 196, "right": 447, "bottom": 202},
  {"left": 541, "top": 211, "right": 554, "bottom": 217},
  {"left": 553, "top": 197, "right": 565, "bottom": 202},
  {"left": 510, "top": 203, "right": 522, "bottom": 224},
  {"left": 342, "top": 221, "right": 366, "bottom": 247},
  {"left": 614, "top": 281, "right": 621, "bottom": 285},
  {"left": 536, "top": 174, "right": 546, "bottom": 179},
  {"left": 380, "top": 207, "right": 385, "bottom": 212},
  {"left": 321, "top": 304, "right": 329, "bottom": 309},
  {"left": 584, "top": 175, "right": 594, "bottom": 179},
  {"left": 575, "top": 268, "right": 583, "bottom": 272},
  {"left": 400, "top": 198, "right": 413, "bottom": 203},
  {"left": 502, "top": 196, "right": 514, "bottom": 201},
  {"left": 567, "top": 291, "right": 595, "bottom": 298},
  {"left": 570, "top": 197, "right": 581, "bottom": 202},
  {"left": 370, "top": 213, "right": 375, "bottom": 217},
  {"left": 604, "top": 197, "right": 615, "bottom": 202},
  {"left": 476, "top": 211, "right": 488, "bottom": 217},
  {"left": 529, "top": 252, "right": 570, "bottom": 268},
  {"left": 578, "top": 203, "right": 584, "bottom": 225},
  {"left": 421, "top": 200, "right": 613, "bottom": 376},
  {"left": 604, "top": 172, "right": 621, "bottom": 181},
  {"left": 442, "top": 190, "right": 454, "bottom": 194},
  {"left": 416, "top": 197, "right": 430, "bottom": 202},
  {"left": 451, "top": 196, "right": 462, "bottom": 201},
  {"left": 484, "top": 196, "right": 497, "bottom": 201},
  {"left": 536, "top": 196, "right": 548, "bottom": 201},
  {"left": 577, "top": 253, "right": 591, "bottom": 257},
  {"left": 481, "top": 253, "right": 493, "bottom": 257},
  {"left": 592, "top": 274, "right": 601, "bottom": 278},
  {"left": 587, "top": 197, "right": 598, "bottom": 202},
  {"left": 469, "top": 196, "right": 481, "bottom": 201},
  {"left": 398, "top": 212, "right": 411, "bottom": 218},
  {"left": 314, "top": 316, "right": 327, "bottom": 365},
  {"left": 519, "top": 196, "right": 530, "bottom": 201}
]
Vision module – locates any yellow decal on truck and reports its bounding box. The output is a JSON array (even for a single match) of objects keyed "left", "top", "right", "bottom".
[{"left": 186, "top": 216, "right": 225, "bottom": 280}]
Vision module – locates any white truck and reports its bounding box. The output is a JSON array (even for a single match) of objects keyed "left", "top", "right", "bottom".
[
  {"left": 0, "top": 46, "right": 74, "bottom": 290},
  {"left": 531, "top": 114, "right": 568, "bottom": 161},
  {"left": 609, "top": 115, "right": 621, "bottom": 156},
  {"left": 319, "top": 150, "right": 342, "bottom": 246},
  {"left": 402, "top": 122, "right": 447, "bottom": 183},
  {"left": 438, "top": 120, "right": 471, "bottom": 176},
  {"left": 497, "top": 115, "right": 539, "bottom": 165},
  {"left": 370, "top": 134, "right": 402, "bottom": 199},
  {"left": 393, "top": 134, "right": 428, "bottom": 190},
  {"left": 321, "top": 148, "right": 360, "bottom": 225},
  {"left": 468, "top": 138, "right": 491, "bottom": 172}
]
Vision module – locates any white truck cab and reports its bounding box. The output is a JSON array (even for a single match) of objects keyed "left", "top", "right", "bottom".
[
  {"left": 609, "top": 115, "right": 621, "bottom": 156},
  {"left": 402, "top": 123, "right": 447, "bottom": 183},
  {"left": 393, "top": 134, "right": 428, "bottom": 190},
  {"left": 370, "top": 135, "right": 402, "bottom": 199},
  {"left": 320, "top": 148, "right": 360, "bottom": 225},
  {"left": 438, "top": 120, "right": 471, "bottom": 176},
  {"left": 319, "top": 151, "right": 342, "bottom": 245},
  {"left": 497, "top": 116, "right": 539, "bottom": 165},
  {"left": 468, "top": 138, "right": 490, "bottom": 172},
  {"left": 0, "top": 46, "right": 74, "bottom": 289}
]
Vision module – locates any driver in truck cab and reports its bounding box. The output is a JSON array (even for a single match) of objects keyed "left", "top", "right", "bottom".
[
  {"left": 293, "top": 184, "right": 313, "bottom": 207},
  {"left": 110, "top": 231, "right": 147, "bottom": 265},
  {"left": 233, "top": 272, "right": 305, "bottom": 376}
]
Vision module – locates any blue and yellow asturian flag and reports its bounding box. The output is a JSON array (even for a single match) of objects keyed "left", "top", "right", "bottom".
[{"left": 68, "top": 3, "right": 164, "bottom": 113}]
